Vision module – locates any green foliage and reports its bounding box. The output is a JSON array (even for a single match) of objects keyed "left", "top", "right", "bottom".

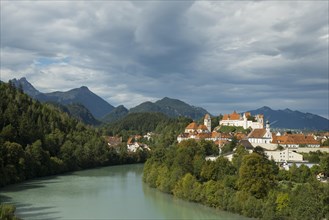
[
  {"left": 217, "top": 126, "right": 248, "bottom": 133},
  {"left": 0, "top": 203, "right": 20, "bottom": 220},
  {"left": 103, "top": 112, "right": 191, "bottom": 146},
  {"left": 322, "top": 139, "right": 329, "bottom": 146},
  {"left": 173, "top": 173, "right": 202, "bottom": 202},
  {"left": 200, "top": 157, "right": 236, "bottom": 181},
  {"left": 232, "top": 145, "right": 249, "bottom": 171},
  {"left": 320, "top": 154, "right": 329, "bottom": 176},
  {"left": 238, "top": 153, "right": 278, "bottom": 199},
  {"left": 105, "top": 112, "right": 169, "bottom": 136},
  {"left": 143, "top": 131, "right": 329, "bottom": 220},
  {"left": 0, "top": 82, "right": 143, "bottom": 187}
]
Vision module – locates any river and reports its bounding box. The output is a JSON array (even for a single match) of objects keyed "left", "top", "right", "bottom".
[{"left": 0, "top": 164, "right": 250, "bottom": 219}]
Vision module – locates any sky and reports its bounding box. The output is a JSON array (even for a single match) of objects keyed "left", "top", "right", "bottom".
[{"left": 1, "top": 1, "right": 328, "bottom": 118}]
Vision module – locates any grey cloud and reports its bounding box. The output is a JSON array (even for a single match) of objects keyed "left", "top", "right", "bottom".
[{"left": 1, "top": 1, "right": 328, "bottom": 118}]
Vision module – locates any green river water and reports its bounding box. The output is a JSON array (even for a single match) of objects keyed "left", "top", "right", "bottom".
[{"left": 0, "top": 164, "right": 250, "bottom": 219}]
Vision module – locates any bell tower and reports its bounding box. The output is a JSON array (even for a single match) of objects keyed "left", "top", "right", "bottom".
[{"left": 204, "top": 114, "right": 211, "bottom": 132}]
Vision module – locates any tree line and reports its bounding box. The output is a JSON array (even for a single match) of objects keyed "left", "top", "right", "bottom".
[{"left": 143, "top": 139, "right": 329, "bottom": 219}]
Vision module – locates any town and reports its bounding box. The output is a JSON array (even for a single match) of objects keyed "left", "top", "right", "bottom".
[
  {"left": 178, "top": 112, "right": 328, "bottom": 171},
  {"left": 105, "top": 111, "right": 329, "bottom": 174}
]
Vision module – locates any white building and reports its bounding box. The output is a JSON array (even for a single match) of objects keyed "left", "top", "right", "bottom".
[
  {"left": 248, "top": 121, "right": 272, "bottom": 144},
  {"left": 219, "top": 111, "right": 264, "bottom": 129},
  {"left": 264, "top": 148, "right": 303, "bottom": 163}
]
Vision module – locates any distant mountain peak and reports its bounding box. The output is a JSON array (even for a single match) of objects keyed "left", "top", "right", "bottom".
[
  {"left": 11, "top": 77, "right": 114, "bottom": 119},
  {"left": 130, "top": 97, "right": 209, "bottom": 120},
  {"left": 79, "top": 86, "right": 89, "bottom": 90},
  {"left": 10, "top": 77, "right": 41, "bottom": 97},
  {"left": 258, "top": 106, "right": 272, "bottom": 111}
]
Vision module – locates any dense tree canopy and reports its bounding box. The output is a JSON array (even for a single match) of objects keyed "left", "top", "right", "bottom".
[
  {"left": 0, "top": 82, "right": 143, "bottom": 187},
  {"left": 143, "top": 138, "right": 329, "bottom": 219}
]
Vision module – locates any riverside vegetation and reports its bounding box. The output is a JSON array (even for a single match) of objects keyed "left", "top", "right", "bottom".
[
  {"left": 0, "top": 82, "right": 150, "bottom": 218},
  {"left": 0, "top": 81, "right": 190, "bottom": 219},
  {"left": 143, "top": 139, "right": 329, "bottom": 220}
]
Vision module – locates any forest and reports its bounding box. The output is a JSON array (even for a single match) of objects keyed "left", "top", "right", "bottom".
[
  {"left": 0, "top": 81, "right": 193, "bottom": 219},
  {"left": 143, "top": 139, "right": 329, "bottom": 220},
  {"left": 0, "top": 81, "right": 151, "bottom": 188}
]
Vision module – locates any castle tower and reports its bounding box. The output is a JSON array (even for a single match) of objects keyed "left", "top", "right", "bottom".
[
  {"left": 265, "top": 120, "right": 272, "bottom": 139},
  {"left": 204, "top": 114, "right": 211, "bottom": 132},
  {"left": 243, "top": 113, "right": 248, "bottom": 129}
]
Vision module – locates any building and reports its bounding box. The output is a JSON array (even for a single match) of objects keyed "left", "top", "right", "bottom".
[
  {"left": 272, "top": 133, "right": 320, "bottom": 148},
  {"left": 104, "top": 136, "right": 122, "bottom": 147},
  {"left": 204, "top": 114, "right": 211, "bottom": 132},
  {"left": 127, "top": 136, "right": 150, "bottom": 152},
  {"left": 219, "top": 111, "right": 264, "bottom": 129},
  {"left": 178, "top": 114, "right": 212, "bottom": 143},
  {"left": 264, "top": 148, "right": 303, "bottom": 163},
  {"left": 248, "top": 121, "right": 272, "bottom": 144}
]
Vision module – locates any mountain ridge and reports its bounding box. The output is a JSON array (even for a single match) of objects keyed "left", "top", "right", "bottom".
[
  {"left": 11, "top": 77, "right": 114, "bottom": 119},
  {"left": 10, "top": 78, "right": 328, "bottom": 130},
  {"left": 246, "top": 106, "right": 329, "bottom": 130},
  {"left": 129, "top": 97, "right": 209, "bottom": 120}
]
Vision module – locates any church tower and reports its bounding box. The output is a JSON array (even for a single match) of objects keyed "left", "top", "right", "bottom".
[{"left": 204, "top": 114, "right": 211, "bottom": 132}]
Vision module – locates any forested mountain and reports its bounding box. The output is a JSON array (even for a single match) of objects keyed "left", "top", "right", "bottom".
[
  {"left": 247, "top": 106, "right": 329, "bottom": 130},
  {"left": 11, "top": 77, "right": 114, "bottom": 119},
  {"left": 0, "top": 82, "right": 141, "bottom": 187},
  {"left": 56, "top": 103, "right": 100, "bottom": 125},
  {"left": 130, "top": 97, "right": 209, "bottom": 120},
  {"left": 101, "top": 105, "right": 129, "bottom": 123}
]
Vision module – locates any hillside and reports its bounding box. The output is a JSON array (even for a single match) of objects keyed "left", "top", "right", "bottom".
[
  {"left": 130, "top": 97, "right": 209, "bottom": 120},
  {"left": 247, "top": 106, "right": 329, "bottom": 130},
  {"left": 102, "top": 105, "right": 129, "bottom": 123},
  {"left": 0, "top": 82, "right": 117, "bottom": 187}
]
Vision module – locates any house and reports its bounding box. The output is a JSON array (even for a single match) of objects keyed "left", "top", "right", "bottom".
[
  {"left": 219, "top": 111, "right": 264, "bottom": 129},
  {"left": 178, "top": 114, "right": 212, "bottom": 143},
  {"left": 104, "top": 136, "right": 122, "bottom": 147},
  {"left": 127, "top": 136, "right": 150, "bottom": 152},
  {"left": 185, "top": 122, "right": 198, "bottom": 133},
  {"left": 248, "top": 121, "right": 272, "bottom": 144}
]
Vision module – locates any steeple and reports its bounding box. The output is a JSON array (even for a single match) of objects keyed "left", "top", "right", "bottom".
[{"left": 204, "top": 114, "right": 211, "bottom": 132}]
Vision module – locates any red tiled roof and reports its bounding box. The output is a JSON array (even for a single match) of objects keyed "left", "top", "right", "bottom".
[
  {"left": 197, "top": 133, "right": 211, "bottom": 139},
  {"left": 235, "top": 133, "right": 247, "bottom": 140},
  {"left": 186, "top": 122, "right": 198, "bottom": 130},
  {"left": 248, "top": 129, "right": 266, "bottom": 138},
  {"left": 272, "top": 134, "right": 320, "bottom": 145},
  {"left": 222, "top": 111, "right": 241, "bottom": 120},
  {"left": 198, "top": 124, "right": 208, "bottom": 130}
]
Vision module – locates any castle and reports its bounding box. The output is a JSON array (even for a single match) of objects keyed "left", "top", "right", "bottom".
[
  {"left": 177, "top": 112, "right": 263, "bottom": 143},
  {"left": 219, "top": 111, "right": 264, "bottom": 129}
]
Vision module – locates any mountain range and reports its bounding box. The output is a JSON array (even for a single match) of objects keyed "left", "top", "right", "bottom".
[
  {"left": 10, "top": 77, "right": 329, "bottom": 130},
  {"left": 247, "top": 106, "right": 329, "bottom": 130},
  {"left": 11, "top": 77, "right": 114, "bottom": 119}
]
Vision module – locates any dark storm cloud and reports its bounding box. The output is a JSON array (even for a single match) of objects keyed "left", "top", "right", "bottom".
[{"left": 1, "top": 1, "right": 328, "bottom": 118}]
